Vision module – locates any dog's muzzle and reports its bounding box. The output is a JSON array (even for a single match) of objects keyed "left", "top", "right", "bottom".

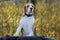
[{"left": 25, "top": 13, "right": 33, "bottom": 17}]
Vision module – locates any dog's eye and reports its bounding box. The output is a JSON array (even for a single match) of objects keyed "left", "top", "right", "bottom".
[
  {"left": 27, "top": 5, "right": 29, "bottom": 7},
  {"left": 32, "top": 6, "right": 33, "bottom": 7}
]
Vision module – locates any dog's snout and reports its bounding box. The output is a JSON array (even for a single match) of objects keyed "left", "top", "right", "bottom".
[{"left": 30, "top": 8, "right": 33, "bottom": 10}]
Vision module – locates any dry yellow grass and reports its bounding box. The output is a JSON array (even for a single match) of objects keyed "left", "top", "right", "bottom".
[{"left": 0, "top": 2, "right": 60, "bottom": 40}]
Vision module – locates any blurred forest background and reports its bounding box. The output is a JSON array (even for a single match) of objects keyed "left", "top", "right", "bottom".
[{"left": 0, "top": 0, "right": 60, "bottom": 40}]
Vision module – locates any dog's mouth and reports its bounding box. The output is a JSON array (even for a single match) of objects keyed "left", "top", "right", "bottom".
[
  {"left": 28, "top": 10, "right": 32, "bottom": 13},
  {"left": 30, "top": 10, "right": 32, "bottom": 13},
  {"left": 29, "top": 9, "right": 32, "bottom": 13}
]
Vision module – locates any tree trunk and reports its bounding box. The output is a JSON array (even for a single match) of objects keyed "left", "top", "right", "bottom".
[{"left": 31, "top": 0, "right": 36, "bottom": 5}]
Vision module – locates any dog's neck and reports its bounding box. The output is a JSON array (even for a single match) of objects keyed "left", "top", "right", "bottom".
[{"left": 24, "top": 13, "right": 33, "bottom": 17}]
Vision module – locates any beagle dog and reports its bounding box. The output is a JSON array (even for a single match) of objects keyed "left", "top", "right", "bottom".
[{"left": 13, "top": 3, "right": 35, "bottom": 37}]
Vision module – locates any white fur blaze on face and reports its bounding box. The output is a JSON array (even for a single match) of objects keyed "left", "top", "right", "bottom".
[{"left": 26, "top": 4, "right": 34, "bottom": 15}]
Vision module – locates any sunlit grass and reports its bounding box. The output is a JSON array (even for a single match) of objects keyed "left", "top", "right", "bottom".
[{"left": 0, "top": 2, "right": 60, "bottom": 40}]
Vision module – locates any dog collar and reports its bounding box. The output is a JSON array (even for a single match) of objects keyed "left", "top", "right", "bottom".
[{"left": 25, "top": 13, "right": 33, "bottom": 17}]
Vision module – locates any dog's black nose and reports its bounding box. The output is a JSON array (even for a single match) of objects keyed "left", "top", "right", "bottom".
[{"left": 30, "top": 8, "right": 33, "bottom": 10}]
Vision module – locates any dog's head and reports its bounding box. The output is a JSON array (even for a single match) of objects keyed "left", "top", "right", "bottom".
[{"left": 23, "top": 3, "right": 35, "bottom": 15}]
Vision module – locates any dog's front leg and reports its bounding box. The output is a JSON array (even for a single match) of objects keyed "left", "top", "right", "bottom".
[
  {"left": 13, "top": 24, "right": 22, "bottom": 36},
  {"left": 32, "top": 23, "right": 36, "bottom": 36},
  {"left": 32, "top": 23, "right": 35, "bottom": 32}
]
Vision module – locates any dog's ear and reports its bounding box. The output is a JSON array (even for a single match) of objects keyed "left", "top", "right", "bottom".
[
  {"left": 23, "top": 5, "right": 27, "bottom": 14},
  {"left": 34, "top": 6, "right": 36, "bottom": 16},
  {"left": 23, "top": 5, "right": 27, "bottom": 16}
]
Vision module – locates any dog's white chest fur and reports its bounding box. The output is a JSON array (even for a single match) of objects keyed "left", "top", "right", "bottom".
[
  {"left": 20, "top": 16, "right": 35, "bottom": 26},
  {"left": 13, "top": 16, "right": 35, "bottom": 36},
  {"left": 20, "top": 16, "right": 35, "bottom": 36}
]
